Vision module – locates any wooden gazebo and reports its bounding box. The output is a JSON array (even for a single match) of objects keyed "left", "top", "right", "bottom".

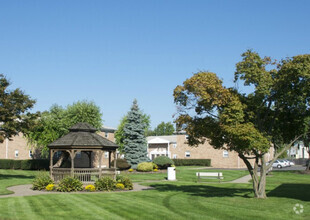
[{"left": 48, "top": 122, "right": 119, "bottom": 183}]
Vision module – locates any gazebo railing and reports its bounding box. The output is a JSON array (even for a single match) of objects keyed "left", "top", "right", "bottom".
[{"left": 52, "top": 168, "right": 117, "bottom": 183}]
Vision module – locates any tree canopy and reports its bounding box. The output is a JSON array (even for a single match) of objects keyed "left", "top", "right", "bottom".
[
  {"left": 25, "top": 100, "right": 102, "bottom": 157},
  {"left": 115, "top": 108, "right": 150, "bottom": 154},
  {"left": 123, "top": 99, "right": 149, "bottom": 168},
  {"left": 0, "top": 74, "right": 38, "bottom": 143},
  {"left": 174, "top": 50, "right": 310, "bottom": 198},
  {"left": 148, "top": 122, "right": 175, "bottom": 136}
]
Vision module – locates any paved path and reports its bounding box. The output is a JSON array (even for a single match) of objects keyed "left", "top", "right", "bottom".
[
  {"left": 0, "top": 183, "right": 153, "bottom": 198},
  {"left": 229, "top": 174, "right": 252, "bottom": 183}
]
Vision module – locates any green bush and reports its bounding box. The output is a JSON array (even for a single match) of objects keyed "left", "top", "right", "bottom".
[
  {"left": 21, "top": 159, "right": 49, "bottom": 170},
  {"left": 0, "top": 159, "right": 14, "bottom": 169},
  {"left": 116, "top": 175, "right": 133, "bottom": 190},
  {"left": 172, "top": 159, "right": 211, "bottom": 166},
  {"left": 153, "top": 156, "right": 174, "bottom": 169},
  {"left": 112, "top": 158, "right": 131, "bottom": 170},
  {"left": 95, "top": 176, "right": 116, "bottom": 191},
  {"left": 137, "top": 162, "right": 153, "bottom": 172},
  {"left": 13, "top": 160, "right": 22, "bottom": 169},
  {"left": 32, "top": 172, "right": 54, "bottom": 190},
  {"left": 57, "top": 177, "right": 83, "bottom": 192}
]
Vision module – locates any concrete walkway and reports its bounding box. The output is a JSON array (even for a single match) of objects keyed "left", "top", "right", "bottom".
[
  {"left": 0, "top": 183, "right": 153, "bottom": 198},
  {"left": 229, "top": 174, "right": 252, "bottom": 183}
]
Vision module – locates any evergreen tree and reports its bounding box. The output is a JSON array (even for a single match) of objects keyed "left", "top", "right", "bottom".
[{"left": 123, "top": 99, "right": 149, "bottom": 168}]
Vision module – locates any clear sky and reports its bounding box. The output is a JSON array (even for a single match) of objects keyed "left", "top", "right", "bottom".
[{"left": 1, "top": 0, "right": 309, "bottom": 129}]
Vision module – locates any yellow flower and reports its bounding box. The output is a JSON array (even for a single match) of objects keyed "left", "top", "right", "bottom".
[
  {"left": 128, "top": 168, "right": 133, "bottom": 172},
  {"left": 153, "top": 169, "right": 158, "bottom": 172},
  {"left": 85, "top": 185, "right": 96, "bottom": 192},
  {"left": 116, "top": 183, "right": 125, "bottom": 190},
  {"left": 46, "top": 184, "right": 54, "bottom": 191}
]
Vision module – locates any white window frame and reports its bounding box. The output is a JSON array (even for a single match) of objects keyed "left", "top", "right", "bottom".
[
  {"left": 173, "top": 144, "right": 177, "bottom": 148},
  {"left": 104, "top": 151, "right": 109, "bottom": 158},
  {"left": 173, "top": 154, "right": 177, "bottom": 159},
  {"left": 223, "top": 150, "right": 229, "bottom": 158},
  {"left": 185, "top": 151, "right": 190, "bottom": 158},
  {"left": 105, "top": 132, "right": 108, "bottom": 138},
  {"left": 29, "top": 150, "right": 33, "bottom": 158},
  {"left": 15, "top": 150, "right": 19, "bottom": 158}
]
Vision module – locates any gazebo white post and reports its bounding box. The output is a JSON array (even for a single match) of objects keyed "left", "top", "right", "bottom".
[
  {"left": 50, "top": 149, "right": 54, "bottom": 180},
  {"left": 98, "top": 150, "right": 103, "bottom": 178},
  {"left": 114, "top": 150, "right": 117, "bottom": 179},
  {"left": 167, "top": 142, "right": 170, "bottom": 158}
]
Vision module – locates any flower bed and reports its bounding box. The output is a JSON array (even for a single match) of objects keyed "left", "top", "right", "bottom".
[{"left": 32, "top": 175, "right": 133, "bottom": 192}]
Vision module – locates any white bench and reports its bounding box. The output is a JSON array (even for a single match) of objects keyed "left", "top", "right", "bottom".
[{"left": 196, "top": 172, "right": 223, "bottom": 183}]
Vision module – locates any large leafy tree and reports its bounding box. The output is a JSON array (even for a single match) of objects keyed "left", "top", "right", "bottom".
[
  {"left": 123, "top": 99, "right": 149, "bottom": 168},
  {"left": 149, "top": 122, "right": 175, "bottom": 136},
  {"left": 25, "top": 100, "right": 102, "bottom": 158},
  {"left": 115, "top": 110, "right": 150, "bottom": 154},
  {"left": 174, "top": 51, "right": 310, "bottom": 198},
  {"left": 0, "top": 74, "right": 38, "bottom": 143}
]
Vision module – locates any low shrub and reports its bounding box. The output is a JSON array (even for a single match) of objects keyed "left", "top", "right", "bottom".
[
  {"left": 57, "top": 177, "right": 83, "bottom": 192},
  {"left": 172, "top": 159, "right": 211, "bottom": 166},
  {"left": 21, "top": 159, "right": 49, "bottom": 170},
  {"left": 0, "top": 159, "right": 14, "bottom": 169},
  {"left": 13, "top": 160, "right": 22, "bottom": 169},
  {"left": 116, "top": 183, "right": 125, "bottom": 190},
  {"left": 112, "top": 158, "right": 131, "bottom": 170},
  {"left": 32, "top": 172, "right": 54, "bottom": 190},
  {"left": 85, "top": 185, "right": 96, "bottom": 192},
  {"left": 45, "top": 184, "right": 55, "bottom": 191},
  {"left": 137, "top": 162, "right": 153, "bottom": 172},
  {"left": 95, "top": 176, "right": 116, "bottom": 191},
  {"left": 152, "top": 163, "right": 158, "bottom": 169},
  {"left": 116, "top": 175, "right": 133, "bottom": 190},
  {"left": 153, "top": 156, "right": 174, "bottom": 169}
]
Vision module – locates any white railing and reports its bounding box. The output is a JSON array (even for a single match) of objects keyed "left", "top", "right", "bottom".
[{"left": 52, "top": 168, "right": 116, "bottom": 183}]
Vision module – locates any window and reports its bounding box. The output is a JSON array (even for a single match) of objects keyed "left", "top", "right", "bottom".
[
  {"left": 29, "top": 150, "right": 33, "bottom": 158},
  {"left": 76, "top": 152, "right": 82, "bottom": 158},
  {"left": 15, "top": 150, "right": 19, "bottom": 158},
  {"left": 185, "top": 151, "right": 190, "bottom": 158},
  {"left": 105, "top": 132, "right": 108, "bottom": 138},
  {"left": 173, "top": 144, "right": 177, "bottom": 148},
  {"left": 185, "top": 135, "right": 189, "bottom": 140},
  {"left": 173, "top": 154, "right": 177, "bottom": 159},
  {"left": 104, "top": 152, "right": 109, "bottom": 158},
  {"left": 223, "top": 150, "right": 229, "bottom": 158}
]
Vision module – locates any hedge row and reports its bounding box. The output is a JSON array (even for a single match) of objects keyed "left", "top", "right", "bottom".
[
  {"left": 0, "top": 159, "right": 49, "bottom": 170},
  {"left": 172, "top": 159, "right": 211, "bottom": 166}
]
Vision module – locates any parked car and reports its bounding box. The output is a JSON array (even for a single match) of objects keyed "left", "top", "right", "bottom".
[
  {"left": 271, "top": 160, "right": 287, "bottom": 168},
  {"left": 284, "top": 160, "right": 295, "bottom": 166}
]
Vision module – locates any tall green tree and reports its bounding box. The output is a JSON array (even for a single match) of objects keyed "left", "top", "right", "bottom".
[
  {"left": 174, "top": 51, "right": 310, "bottom": 198},
  {"left": 0, "top": 74, "right": 38, "bottom": 143},
  {"left": 25, "top": 100, "right": 102, "bottom": 157},
  {"left": 115, "top": 110, "right": 150, "bottom": 154},
  {"left": 123, "top": 99, "right": 149, "bottom": 168},
  {"left": 150, "top": 122, "right": 175, "bottom": 136}
]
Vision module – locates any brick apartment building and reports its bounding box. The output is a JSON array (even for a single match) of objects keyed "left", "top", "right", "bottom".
[{"left": 0, "top": 126, "right": 274, "bottom": 169}]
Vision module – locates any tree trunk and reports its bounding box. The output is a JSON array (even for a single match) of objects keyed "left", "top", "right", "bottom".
[
  {"left": 53, "top": 151, "right": 69, "bottom": 168},
  {"left": 238, "top": 153, "right": 267, "bottom": 198}
]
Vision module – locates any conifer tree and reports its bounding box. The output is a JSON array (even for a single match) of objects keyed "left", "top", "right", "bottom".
[{"left": 123, "top": 99, "right": 149, "bottom": 168}]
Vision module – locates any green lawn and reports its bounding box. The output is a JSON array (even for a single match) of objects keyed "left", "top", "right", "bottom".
[
  {"left": 126, "top": 166, "right": 249, "bottom": 183},
  {"left": 0, "top": 168, "right": 309, "bottom": 219}
]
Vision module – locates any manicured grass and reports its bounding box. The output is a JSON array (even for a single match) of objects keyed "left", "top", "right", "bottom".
[
  {"left": 0, "top": 170, "right": 39, "bottom": 195},
  {"left": 125, "top": 166, "right": 249, "bottom": 183},
  {"left": 0, "top": 169, "right": 309, "bottom": 219}
]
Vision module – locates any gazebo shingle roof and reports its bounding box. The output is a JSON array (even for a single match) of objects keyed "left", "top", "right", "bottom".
[{"left": 48, "top": 122, "right": 118, "bottom": 149}]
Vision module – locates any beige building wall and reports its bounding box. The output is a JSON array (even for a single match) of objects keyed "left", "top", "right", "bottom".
[
  {"left": 0, "top": 133, "right": 35, "bottom": 160},
  {"left": 148, "top": 134, "right": 274, "bottom": 169}
]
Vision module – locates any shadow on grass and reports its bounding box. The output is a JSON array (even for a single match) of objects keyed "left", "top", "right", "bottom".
[
  {"left": 0, "top": 174, "right": 35, "bottom": 180},
  {"left": 149, "top": 183, "right": 254, "bottom": 198},
  {"left": 267, "top": 184, "right": 310, "bottom": 202}
]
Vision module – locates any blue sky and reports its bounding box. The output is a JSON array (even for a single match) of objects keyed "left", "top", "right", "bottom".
[{"left": 1, "top": 0, "right": 309, "bottom": 129}]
